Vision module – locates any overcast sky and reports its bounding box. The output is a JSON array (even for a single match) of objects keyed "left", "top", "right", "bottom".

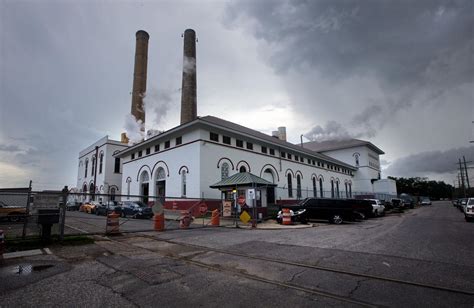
[{"left": 1, "top": 0, "right": 473, "bottom": 190}]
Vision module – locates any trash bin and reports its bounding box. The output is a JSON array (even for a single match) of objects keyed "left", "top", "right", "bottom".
[{"left": 37, "top": 209, "right": 60, "bottom": 242}]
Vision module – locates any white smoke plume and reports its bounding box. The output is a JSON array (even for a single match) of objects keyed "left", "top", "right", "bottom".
[
  {"left": 183, "top": 56, "right": 196, "bottom": 74},
  {"left": 124, "top": 114, "right": 144, "bottom": 145},
  {"left": 143, "top": 87, "right": 179, "bottom": 128},
  {"left": 304, "top": 120, "right": 352, "bottom": 142}
]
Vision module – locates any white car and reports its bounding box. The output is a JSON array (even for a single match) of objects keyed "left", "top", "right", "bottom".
[
  {"left": 366, "top": 199, "right": 385, "bottom": 217},
  {"left": 420, "top": 197, "right": 432, "bottom": 206},
  {"left": 464, "top": 198, "right": 474, "bottom": 222}
]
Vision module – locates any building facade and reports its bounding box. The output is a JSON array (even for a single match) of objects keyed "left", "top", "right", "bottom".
[
  {"left": 77, "top": 136, "right": 128, "bottom": 202},
  {"left": 114, "top": 116, "right": 359, "bottom": 208}
]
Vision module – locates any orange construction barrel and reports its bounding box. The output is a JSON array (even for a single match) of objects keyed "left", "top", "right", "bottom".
[
  {"left": 106, "top": 213, "right": 120, "bottom": 234},
  {"left": 282, "top": 208, "right": 292, "bottom": 225},
  {"left": 210, "top": 209, "right": 220, "bottom": 226},
  {"left": 154, "top": 213, "right": 165, "bottom": 231}
]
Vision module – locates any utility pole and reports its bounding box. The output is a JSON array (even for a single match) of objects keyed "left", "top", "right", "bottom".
[
  {"left": 459, "top": 159, "right": 466, "bottom": 197},
  {"left": 463, "top": 156, "right": 471, "bottom": 190}
]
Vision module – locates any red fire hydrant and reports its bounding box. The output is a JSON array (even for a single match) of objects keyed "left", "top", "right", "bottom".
[{"left": 0, "top": 229, "right": 5, "bottom": 264}]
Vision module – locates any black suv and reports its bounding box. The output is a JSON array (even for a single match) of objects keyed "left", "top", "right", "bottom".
[{"left": 282, "top": 198, "right": 358, "bottom": 224}]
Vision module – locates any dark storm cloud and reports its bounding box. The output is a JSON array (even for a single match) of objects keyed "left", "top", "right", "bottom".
[
  {"left": 226, "top": 0, "right": 473, "bottom": 138},
  {"left": 0, "top": 145, "right": 21, "bottom": 152},
  {"left": 384, "top": 145, "right": 474, "bottom": 176},
  {"left": 227, "top": 0, "right": 472, "bottom": 87}
]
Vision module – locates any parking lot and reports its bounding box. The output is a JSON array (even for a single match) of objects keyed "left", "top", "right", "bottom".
[{"left": 1, "top": 201, "right": 473, "bottom": 307}]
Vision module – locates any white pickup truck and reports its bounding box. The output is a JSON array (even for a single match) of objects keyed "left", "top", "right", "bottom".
[{"left": 365, "top": 199, "right": 385, "bottom": 217}]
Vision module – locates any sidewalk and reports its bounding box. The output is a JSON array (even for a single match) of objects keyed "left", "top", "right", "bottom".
[{"left": 163, "top": 209, "right": 313, "bottom": 230}]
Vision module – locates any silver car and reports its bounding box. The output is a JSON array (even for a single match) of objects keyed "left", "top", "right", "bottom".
[
  {"left": 366, "top": 199, "right": 385, "bottom": 217},
  {"left": 464, "top": 198, "right": 474, "bottom": 222}
]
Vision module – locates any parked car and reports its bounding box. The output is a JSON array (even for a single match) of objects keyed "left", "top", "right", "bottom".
[
  {"left": 96, "top": 201, "right": 123, "bottom": 216},
  {"left": 390, "top": 198, "right": 404, "bottom": 211},
  {"left": 82, "top": 201, "right": 101, "bottom": 214},
  {"left": 348, "top": 199, "right": 373, "bottom": 219},
  {"left": 279, "top": 198, "right": 358, "bottom": 224},
  {"left": 66, "top": 201, "right": 81, "bottom": 211},
  {"left": 464, "top": 198, "right": 474, "bottom": 222},
  {"left": 365, "top": 199, "right": 385, "bottom": 217},
  {"left": 420, "top": 197, "right": 432, "bottom": 206},
  {"left": 119, "top": 201, "right": 153, "bottom": 219},
  {"left": 400, "top": 194, "right": 415, "bottom": 209},
  {"left": 0, "top": 201, "right": 27, "bottom": 222},
  {"left": 459, "top": 198, "right": 468, "bottom": 212}
]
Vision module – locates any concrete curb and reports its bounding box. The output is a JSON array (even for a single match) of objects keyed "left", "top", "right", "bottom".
[{"left": 3, "top": 249, "right": 44, "bottom": 260}]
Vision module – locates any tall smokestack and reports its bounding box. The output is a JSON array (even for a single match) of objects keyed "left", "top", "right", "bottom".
[
  {"left": 180, "top": 29, "right": 197, "bottom": 124},
  {"left": 131, "top": 30, "right": 149, "bottom": 132}
]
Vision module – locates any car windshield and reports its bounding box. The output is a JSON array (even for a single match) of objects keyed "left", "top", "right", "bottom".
[{"left": 468, "top": 199, "right": 474, "bottom": 205}]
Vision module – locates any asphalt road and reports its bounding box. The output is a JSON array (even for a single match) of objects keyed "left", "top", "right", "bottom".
[{"left": 1, "top": 201, "right": 473, "bottom": 307}]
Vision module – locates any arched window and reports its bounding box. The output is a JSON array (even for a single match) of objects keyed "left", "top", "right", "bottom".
[
  {"left": 90, "top": 183, "right": 95, "bottom": 200},
  {"left": 355, "top": 154, "right": 360, "bottom": 166},
  {"left": 85, "top": 159, "right": 89, "bottom": 178},
  {"left": 91, "top": 156, "right": 96, "bottom": 176},
  {"left": 349, "top": 183, "right": 352, "bottom": 198},
  {"left": 140, "top": 171, "right": 150, "bottom": 204},
  {"left": 331, "top": 180, "right": 334, "bottom": 198},
  {"left": 155, "top": 167, "right": 166, "bottom": 205},
  {"left": 239, "top": 166, "right": 246, "bottom": 173},
  {"left": 336, "top": 181, "right": 340, "bottom": 198},
  {"left": 99, "top": 152, "right": 104, "bottom": 174},
  {"left": 221, "top": 163, "right": 229, "bottom": 180},
  {"left": 110, "top": 187, "right": 116, "bottom": 201},
  {"left": 181, "top": 171, "right": 187, "bottom": 197},
  {"left": 296, "top": 175, "right": 302, "bottom": 199},
  {"left": 312, "top": 177, "right": 317, "bottom": 197},
  {"left": 319, "top": 178, "right": 324, "bottom": 198},
  {"left": 345, "top": 182, "right": 348, "bottom": 198},
  {"left": 287, "top": 174, "right": 293, "bottom": 198}
]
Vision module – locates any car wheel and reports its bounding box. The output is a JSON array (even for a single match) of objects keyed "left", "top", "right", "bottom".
[{"left": 330, "top": 214, "right": 343, "bottom": 225}]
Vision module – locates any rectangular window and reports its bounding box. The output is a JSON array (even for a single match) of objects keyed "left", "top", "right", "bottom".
[
  {"left": 300, "top": 156, "right": 304, "bottom": 162},
  {"left": 210, "top": 132, "right": 219, "bottom": 142},
  {"left": 223, "top": 136, "right": 231, "bottom": 145},
  {"left": 287, "top": 153, "right": 292, "bottom": 160},
  {"left": 236, "top": 139, "right": 243, "bottom": 148},
  {"left": 176, "top": 136, "right": 182, "bottom": 145},
  {"left": 138, "top": 151, "right": 142, "bottom": 158},
  {"left": 155, "top": 144, "right": 160, "bottom": 152},
  {"left": 269, "top": 148, "right": 275, "bottom": 155},
  {"left": 261, "top": 146, "right": 267, "bottom": 154},
  {"left": 146, "top": 148, "right": 150, "bottom": 155},
  {"left": 165, "top": 140, "right": 170, "bottom": 149},
  {"left": 246, "top": 142, "right": 253, "bottom": 150},
  {"left": 295, "top": 155, "right": 299, "bottom": 161},
  {"left": 131, "top": 153, "right": 135, "bottom": 160},
  {"left": 281, "top": 151, "right": 286, "bottom": 158},
  {"left": 114, "top": 158, "right": 120, "bottom": 173}
]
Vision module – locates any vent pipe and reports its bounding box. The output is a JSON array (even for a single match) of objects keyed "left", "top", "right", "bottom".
[
  {"left": 180, "top": 29, "right": 197, "bottom": 124},
  {"left": 130, "top": 30, "right": 149, "bottom": 133}
]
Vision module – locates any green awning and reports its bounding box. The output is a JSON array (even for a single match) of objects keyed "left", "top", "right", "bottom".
[{"left": 210, "top": 172, "right": 277, "bottom": 189}]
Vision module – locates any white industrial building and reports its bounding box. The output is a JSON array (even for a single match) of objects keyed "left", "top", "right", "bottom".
[
  {"left": 77, "top": 136, "right": 128, "bottom": 201},
  {"left": 75, "top": 28, "right": 396, "bottom": 215}
]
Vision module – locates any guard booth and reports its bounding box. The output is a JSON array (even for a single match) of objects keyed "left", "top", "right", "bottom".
[{"left": 210, "top": 172, "right": 276, "bottom": 222}]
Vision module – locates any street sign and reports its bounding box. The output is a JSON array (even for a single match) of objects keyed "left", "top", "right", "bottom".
[
  {"left": 237, "top": 195, "right": 246, "bottom": 206},
  {"left": 199, "top": 204, "right": 208, "bottom": 215},
  {"left": 247, "top": 189, "right": 255, "bottom": 200},
  {"left": 222, "top": 201, "right": 232, "bottom": 217},
  {"left": 240, "top": 210, "right": 251, "bottom": 223}
]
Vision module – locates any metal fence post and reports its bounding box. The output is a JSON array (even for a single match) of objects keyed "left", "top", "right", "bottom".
[
  {"left": 60, "top": 186, "right": 68, "bottom": 241},
  {"left": 22, "top": 180, "right": 32, "bottom": 239}
]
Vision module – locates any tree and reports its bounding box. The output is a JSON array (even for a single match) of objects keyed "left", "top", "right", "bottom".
[{"left": 387, "top": 176, "right": 454, "bottom": 200}]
